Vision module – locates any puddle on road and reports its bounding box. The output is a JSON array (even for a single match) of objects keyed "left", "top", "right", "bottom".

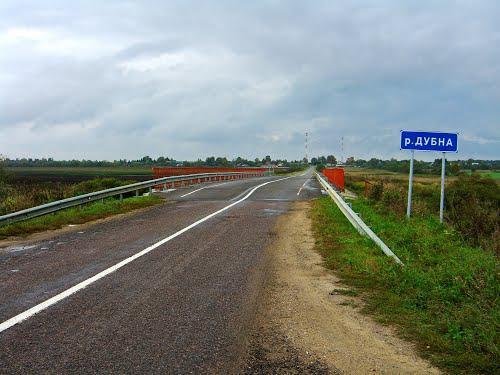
[{"left": 258, "top": 208, "right": 285, "bottom": 217}]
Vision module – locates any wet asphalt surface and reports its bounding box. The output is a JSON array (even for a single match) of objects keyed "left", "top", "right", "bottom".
[{"left": 0, "top": 170, "right": 322, "bottom": 373}]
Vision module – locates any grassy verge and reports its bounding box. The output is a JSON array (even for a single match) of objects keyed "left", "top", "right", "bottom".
[
  {"left": 311, "top": 196, "right": 499, "bottom": 374},
  {"left": 0, "top": 196, "right": 162, "bottom": 240}
]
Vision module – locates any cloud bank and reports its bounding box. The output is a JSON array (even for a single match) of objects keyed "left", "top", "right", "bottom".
[{"left": 1, "top": 0, "right": 499, "bottom": 161}]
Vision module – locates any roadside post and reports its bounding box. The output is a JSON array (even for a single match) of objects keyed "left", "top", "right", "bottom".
[
  {"left": 440, "top": 153, "right": 446, "bottom": 223},
  {"left": 406, "top": 150, "right": 414, "bottom": 218},
  {"left": 400, "top": 131, "right": 458, "bottom": 222}
]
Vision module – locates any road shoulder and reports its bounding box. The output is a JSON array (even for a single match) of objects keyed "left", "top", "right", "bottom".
[{"left": 246, "top": 201, "right": 439, "bottom": 374}]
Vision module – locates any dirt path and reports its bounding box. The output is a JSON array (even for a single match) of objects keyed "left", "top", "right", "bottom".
[{"left": 246, "top": 201, "right": 440, "bottom": 374}]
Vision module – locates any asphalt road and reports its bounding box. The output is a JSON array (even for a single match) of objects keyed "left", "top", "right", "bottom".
[{"left": 0, "top": 169, "right": 322, "bottom": 373}]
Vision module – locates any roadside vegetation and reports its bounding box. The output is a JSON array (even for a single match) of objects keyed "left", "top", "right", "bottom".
[
  {"left": 0, "top": 163, "right": 164, "bottom": 239},
  {"left": 274, "top": 163, "right": 307, "bottom": 175},
  {"left": 312, "top": 171, "right": 499, "bottom": 373},
  {"left": 346, "top": 171, "right": 499, "bottom": 253},
  {"left": 0, "top": 174, "right": 136, "bottom": 216},
  {"left": 0, "top": 196, "right": 162, "bottom": 240}
]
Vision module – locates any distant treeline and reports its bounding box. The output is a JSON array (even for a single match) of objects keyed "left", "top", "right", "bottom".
[
  {"left": 311, "top": 156, "right": 499, "bottom": 175},
  {"left": 2, "top": 156, "right": 498, "bottom": 174},
  {"left": 1, "top": 155, "right": 304, "bottom": 168}
]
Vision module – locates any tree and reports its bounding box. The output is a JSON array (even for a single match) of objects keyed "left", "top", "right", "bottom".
[
  {"left": 156, "top": 156, "right": 169, "bottom": 165},
  {"left": 310, "top": 157, "right": 318, "bottom": 165},
  {"left": 327, "top": 155, "right": 337, "bottom": 165},
  {"left": 215, "top": 157, "right": 229, "bottom": 166},
  {"left": 205, "top": 156, "right": 216, "bottom": 166}
]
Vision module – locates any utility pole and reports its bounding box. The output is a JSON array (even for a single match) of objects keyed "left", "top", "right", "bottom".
[
  {"left": 341, "top": 136, "right": 344, "bottom": 164},
  {"left": 305, "top": 131, "right": 308, "bottom": 163}
]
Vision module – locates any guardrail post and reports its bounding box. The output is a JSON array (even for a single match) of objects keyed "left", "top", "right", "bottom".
[
  {"left": 149, "top": 187, "right": 152, "bottom": 194},
  {"left": 119, "top": 193, "right": 123, "bottom": 202}
]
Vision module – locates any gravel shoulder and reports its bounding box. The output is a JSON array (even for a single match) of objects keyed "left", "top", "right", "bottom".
[{"left": 246, "top": 201, "right": 440, "bottom": 374}]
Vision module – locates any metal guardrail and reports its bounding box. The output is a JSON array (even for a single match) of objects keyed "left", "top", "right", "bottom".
[
  {"left": 0, "top": 171, "right": 266, "bottom": 226},
  {"left": 315, "top": 171, "right": 404, "bottom": 265}
]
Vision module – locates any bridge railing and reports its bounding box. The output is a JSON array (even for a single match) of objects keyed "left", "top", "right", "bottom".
[
  {"left": 315, "top": 171, "right": 403, "bottom": 265},
  {"left": 0, "top": 171, "right": 265, "bottom": 226}
]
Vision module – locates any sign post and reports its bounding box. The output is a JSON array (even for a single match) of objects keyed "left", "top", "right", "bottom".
[
  {"left": 406, "top": 150, "right": 414, "bottom": 218},
  {"left": 439, "top": 153, "right": 446, "bottom": 223},
  {"left": 400, "top": 131, "right": 458, "bottom": 221}
]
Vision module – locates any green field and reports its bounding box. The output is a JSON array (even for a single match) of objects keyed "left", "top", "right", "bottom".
[
  {"left": 479, "top": 171, "right": 500, "bottom": 180},
  {"left": 344, "top": 167, "right": 458, "bottom": 184},
  {"left": 6, "top": 166, "right": 153, "bottom": 177}
]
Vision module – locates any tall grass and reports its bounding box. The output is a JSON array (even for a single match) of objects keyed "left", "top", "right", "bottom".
[
  {"left": 0, "top": 177, "right": 133, "bottom": 216},
  {"left": 346, "top": 172, "right": 499, "bottom": 254}
]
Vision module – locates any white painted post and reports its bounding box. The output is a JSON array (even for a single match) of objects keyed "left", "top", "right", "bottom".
[
  {"left": 440, "top": 152, "right": 446, "bottom": 223},
  {"left": 406, "top": 150, "right": 414, "bottom": 218}
]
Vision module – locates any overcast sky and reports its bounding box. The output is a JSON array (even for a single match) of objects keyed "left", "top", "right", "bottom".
[{"left": 1, "top": 1, "right": 499, "bottom": 161}]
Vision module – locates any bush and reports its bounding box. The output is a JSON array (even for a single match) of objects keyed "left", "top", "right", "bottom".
[
  {"left": 382, "top": 188, "right": 406, "bottom": 213},
  {"left": 316, "top": 163, "right": 326, "bottom": 172},
  {"left": 368, "top": 181, "right": 384, "bottom": 201},
  {"left": 68, "top": 178, "right": 133, "bottom": 196},
  {"left": 446, "top": 174, "right": 499, "bottom": 253}
]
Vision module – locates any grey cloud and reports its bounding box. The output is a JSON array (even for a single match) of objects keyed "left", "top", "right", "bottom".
[{"left": 1, "top": 1, "right": 499, "bottom": 160}]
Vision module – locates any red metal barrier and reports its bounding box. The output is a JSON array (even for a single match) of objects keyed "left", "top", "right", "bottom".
[
  {"left": 152, "top": 167, "right": 267, "bottom": 178},
  {"left": 323, "top": 167, "right": 345, "bottom": 191},
  {"left": 150, "top": 167, "right": 267, "bottom": 191}
]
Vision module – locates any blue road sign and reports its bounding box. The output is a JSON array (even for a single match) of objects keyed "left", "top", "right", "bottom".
[{"left": 400, "top": 131, "right": 458, "bottom": 152}]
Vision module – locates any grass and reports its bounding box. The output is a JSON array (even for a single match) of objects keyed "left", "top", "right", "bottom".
[
  {"left": 0, "top": 196, "right": 162, "bottom": 240},
  {"left": 311, "top": 196, "right": 499, "bottom": 374}
]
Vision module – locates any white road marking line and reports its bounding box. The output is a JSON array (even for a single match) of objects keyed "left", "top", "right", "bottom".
[
  {"left": 229, "top": 186, "right": 256, "bottom": 201},
  {"left": 0, "top": 175, "right": 294, "bottom": 334},
  {"left": 180, "top": 181, "right": 229, "bottom": 198},
  {"left": 297, "top": 178, "right": 310, "bottom": 196}
]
